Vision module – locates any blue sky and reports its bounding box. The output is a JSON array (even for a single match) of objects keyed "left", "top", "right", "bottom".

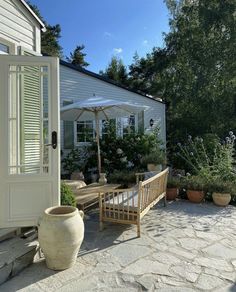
[{"left": 30, "top": 0, "right": 170, "bottom": 73}]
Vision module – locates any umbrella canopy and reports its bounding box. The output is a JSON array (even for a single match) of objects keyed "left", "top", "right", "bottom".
[
  {"left": 61, "top": 96, "right": 148, "bottom": 176},
  {"left": 60, "top": 96, "right": 147, "bottom": 121}
]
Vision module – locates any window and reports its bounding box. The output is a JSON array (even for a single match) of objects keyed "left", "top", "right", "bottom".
[
  {"left": 122, "top": 115, "right": 135, "bottom": 136},
  {"left": 76, "top": 121, "right": 94, "bottom": 143},
  {"left": 0, "top": 43, "right": 9, "bottom": 54}
]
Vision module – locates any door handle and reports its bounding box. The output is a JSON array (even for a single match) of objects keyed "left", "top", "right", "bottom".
[{"left": 45, "top": 131, "right": 57, "bottom": 149}]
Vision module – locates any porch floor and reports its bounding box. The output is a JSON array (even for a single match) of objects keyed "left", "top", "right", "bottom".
[{"left": 1, "top": 200, "right": 236, "bottom": 291}]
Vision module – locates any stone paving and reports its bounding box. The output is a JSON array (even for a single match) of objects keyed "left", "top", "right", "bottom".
[{"left": 1, "top": 200, "right": 236, "bottom": 291}]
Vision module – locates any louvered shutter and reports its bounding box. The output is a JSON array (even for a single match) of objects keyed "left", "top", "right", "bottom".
[
  {"left": 138, "top": 110, "right": 144, "bottom": 134},
  {"left": 21, "top": 50, "right": 41, "bottom": 173}
]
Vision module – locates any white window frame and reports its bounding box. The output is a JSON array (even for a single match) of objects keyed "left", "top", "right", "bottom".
[
  {"left": 0, "top": 37, "right": 16, "bottom": 55},
  {"left": 75, "top": 120, "right": 95, "bottom": 145}
]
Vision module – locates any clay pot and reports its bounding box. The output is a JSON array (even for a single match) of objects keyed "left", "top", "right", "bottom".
[
  {"left": 187, "top": 190, "right": 204, "bottom": 203},
  {"left": 167, "top": 188, "right": 179, "bottom": 200},
  {"left": 38, "top": 206, "right": 84, "bottom": 270},
  {"left": 147, "top": 164, "right": 162, "bottom": 172},
  {"left": 98, "top": 173, "right": 107, "bottom": 184},
  {"left": 212, "top": 192, "right": 231, "bottom": 207}
]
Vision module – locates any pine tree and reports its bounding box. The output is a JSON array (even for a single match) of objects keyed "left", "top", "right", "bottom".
[
  {"left": 67, "top": 45, "right": 89, "bottom": 67},
  {"left": 26, "top": 1, "right": 62, "bottom": 57}
]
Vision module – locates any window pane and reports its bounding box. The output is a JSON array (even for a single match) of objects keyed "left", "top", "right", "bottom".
[
  {"left": 76, "top": 121, "right": 93, "bottom": 142},
  {"left": 0, "top": 43, "right": 9, "bottom": 54}
]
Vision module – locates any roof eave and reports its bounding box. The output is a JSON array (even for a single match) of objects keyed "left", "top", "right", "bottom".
[{"left": 19, "top": 0, "right": 45, "bottom": 29}]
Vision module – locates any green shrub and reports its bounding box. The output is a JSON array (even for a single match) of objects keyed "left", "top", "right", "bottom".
[
  {"left": 61, "top": 183, "right": 76, "bottom": 207},
  {"left": 108, "top": 170, "right": 136, "bottom": 187},
  {"left": 182, "top": 176, "right": 205, "bottom": 191},
  {"left": 177, "top": 132, "right": 236, "bottom": 181},
  {"left": 141, "top": 150, "right": 165, "bottom": 166},
  {"left": 206, "top": 180, "right": 233, "bottom": 194},
  {"left": 167, "top": 177, "right": 180, "bottom": 188}
]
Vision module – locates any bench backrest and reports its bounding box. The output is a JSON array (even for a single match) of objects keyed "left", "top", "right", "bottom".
[{"left": 138, "top": 168, "right": 169, "bottom": 212}]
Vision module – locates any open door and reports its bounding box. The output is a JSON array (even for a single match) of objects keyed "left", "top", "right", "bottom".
[{"left": 0, "top": 56, "right": 60, "bottom": 228}]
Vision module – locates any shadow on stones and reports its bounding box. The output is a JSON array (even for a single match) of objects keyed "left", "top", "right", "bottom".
[{"left": 78, "top": 210, "right": 136, "bottom": 258}]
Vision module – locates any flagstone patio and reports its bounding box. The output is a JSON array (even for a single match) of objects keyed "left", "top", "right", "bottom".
[{"left": 1, "top": 200, "right": 236, "bottom": 291}]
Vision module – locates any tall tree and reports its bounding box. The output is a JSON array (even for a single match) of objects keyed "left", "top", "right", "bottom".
[
  {"left": 26, "top": 1, "right": 62, "bottom": 57},
  {"left": 67, "top": 45, "right": 89, "bottom": 67},
  {"left": 129, "top": 49, "right": 168, "bottom": 96},
  {"left": 100, "top": 56, "right": 129, "bottom": 87},
  {"left": 163, "top": 0, "right": 236, "bottom": 144}
]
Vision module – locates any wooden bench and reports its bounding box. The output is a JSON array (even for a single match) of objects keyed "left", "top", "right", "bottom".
[{"left": 99, "top": 168, "right": 169, "bottom": 237}]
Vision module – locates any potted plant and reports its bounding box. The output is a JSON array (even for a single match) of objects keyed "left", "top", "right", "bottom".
[
  {"left": 207, "top": 180, "right": 232, "bottom": 207},
  {"left": 167, "top": 177, "right": 180, "bottom": 200},
  {"left": 141, "top": 150, "right": 165, "bottom": 172},
  {"left": 184, "top": 176, "right": 205, "bottom": 203}
]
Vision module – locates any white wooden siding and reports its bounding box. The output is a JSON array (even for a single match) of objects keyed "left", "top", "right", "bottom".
[
  {"left": 60, "top": 65, "right": 166, "bottom": 150},
  {"left": 0, "top": 0, "right": 41, "bottom": 53}
]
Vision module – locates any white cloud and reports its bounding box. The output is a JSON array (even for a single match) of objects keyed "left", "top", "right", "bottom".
[
  {"left": 142, "top": 40, "right": 148, "bottom": 46},
  {"left": 113, "top": 48, "right": 123, "bottom": 54},
  {"left": 104, "top": 31, "right": 113, "bottom": 38}
]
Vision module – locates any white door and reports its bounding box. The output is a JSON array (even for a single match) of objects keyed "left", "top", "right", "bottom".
[{"left": 0, "top": 56, "right": 60, "bottom": 228}]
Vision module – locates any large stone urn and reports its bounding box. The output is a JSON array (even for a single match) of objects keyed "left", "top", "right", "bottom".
[{"left": 38, "top": 206, "right": 84, "bottom": 270}]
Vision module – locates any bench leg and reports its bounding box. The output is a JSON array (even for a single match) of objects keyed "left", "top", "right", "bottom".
[
  {"left": 99, "top": 221, "right": 104, "bottom": 231},
  {"left": 164, "top": 194, "right": 167, "bottom": 207},
  {"left": 137, "top": 222, "right": 141, "bottom": 237}
]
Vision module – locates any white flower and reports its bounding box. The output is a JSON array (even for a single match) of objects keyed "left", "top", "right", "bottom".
[
  {"left": 116, "top": 148, "right": 123, "bottom": 155},
  {"left": 127, "top": 161, "right": 134, "bottom": 168},
  {"left": 120, "top": 156, "right": 127, "bottom": 163},
  {"left": 229, "top": 131, "right": 234, "bottom": 136},
  {"left": 186, "top": 172, "right": 191, "bottom": 176}
]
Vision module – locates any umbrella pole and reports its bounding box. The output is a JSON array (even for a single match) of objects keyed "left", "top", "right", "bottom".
[{"left": 95, "top": 111, "right": 102, "bottom": 176}]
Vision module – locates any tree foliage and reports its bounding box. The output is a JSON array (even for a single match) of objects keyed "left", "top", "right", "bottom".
[
  {"left": 26, "top": 1, "right": 62, "bottom": 57},
  {"left": 100, "top": 56, "right": 129, "bottom": 87},
  {"left": 164, "top": 0, "right": 236, "bottom": 146},
  {"left": 120, "top": 0, "right": 236, "bottom": 167},
  {"left": 67, "top": 45, "right": 89, "bottom": 67}
]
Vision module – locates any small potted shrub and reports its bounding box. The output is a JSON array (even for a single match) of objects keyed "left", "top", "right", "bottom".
[
  {"left": 208, "top": 180, "right": 232, "bottom": 207},
  {"left": 185, "top": 176, "right": 205, "bottom": 203},
  {"left": 141, "top": 151, "right": 165, "bottom": 172},
  {"left": 61, "top": 183, "right": 76, "bottom": 207},
  {"left": 167, "top": 177, "right": 180, "bottom": 200}
]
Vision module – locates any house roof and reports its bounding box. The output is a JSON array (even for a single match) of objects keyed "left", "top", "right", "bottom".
[
  {"left": 60, "top": 60, "right": 165, "bottom": 105},
  {"left": 17, "top": 0, "right": 45, "bottom": 30}
]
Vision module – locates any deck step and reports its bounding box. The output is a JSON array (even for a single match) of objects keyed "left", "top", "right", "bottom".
[
  {"left": 0, "top": 228, "right": 19, "bottom": 243},
  {"left": 0, "top": 235, "right": 39, "bottom": 285}
]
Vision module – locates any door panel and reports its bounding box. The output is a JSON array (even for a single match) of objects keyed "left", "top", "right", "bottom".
[{"left": 0, "top": 56, "right": 60, "bottom": 228}]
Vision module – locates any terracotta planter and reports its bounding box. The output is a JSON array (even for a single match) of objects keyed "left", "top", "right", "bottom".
[
  {"left": 38, "top": 206, "right": 84, "bottom": 270},
  {"left": 167, "top": 188, "right": 179, "bottom": 200},
  {"left": 147, "top": 164, "right": 162, "bottom": 172},
  {"left": 187, "top": 190, "right": 204, "bottom": 203},
  {"left": 212, "top": 192, "right": 231, "bottom": 207}
]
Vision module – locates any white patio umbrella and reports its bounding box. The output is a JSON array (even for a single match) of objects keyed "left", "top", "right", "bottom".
[{"left": 61, "top": 95, "right": 148, "bottom": 176}]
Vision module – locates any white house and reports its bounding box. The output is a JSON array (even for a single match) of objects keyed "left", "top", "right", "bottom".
[
  {"left": 60, "top": 60, "right": 166, "bottom": 152},
  {"left": 0, "top": 0, "right": 166, "bottom": 229}
]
